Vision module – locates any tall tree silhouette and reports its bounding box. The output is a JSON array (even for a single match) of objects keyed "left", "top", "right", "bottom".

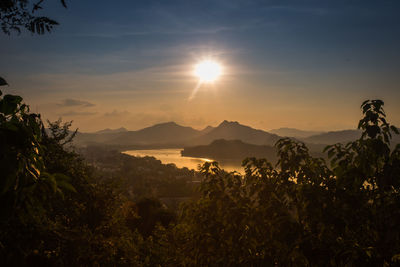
[{"left": 1, "top": 0, "right": 67, "bottom": 35}]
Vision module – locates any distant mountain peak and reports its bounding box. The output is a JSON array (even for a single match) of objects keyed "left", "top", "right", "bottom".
[
  {"left": 154, "top": 121, "right": 179, "bottom": 127},
  {"left": 201, "top": 125, "right": 215, "bottom": 134},
  {"left": 137, "top": 121, "right": 200, "bottom": 136},
  {"left": 202, "top": 125, "right": 214, "bottom": 131},
  {"left": 95, "top": 127, "right": 127, "bottom": 134},
  {"left": 219, "top": 120, "right": 241, "bottom": 127}
]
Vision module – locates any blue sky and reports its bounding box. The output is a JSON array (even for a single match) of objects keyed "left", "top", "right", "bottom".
[{"left": 1, "top": 0, "right": 399, "bottom": 131}]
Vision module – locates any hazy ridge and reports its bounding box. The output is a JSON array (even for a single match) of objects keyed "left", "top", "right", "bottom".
[
  {"left": 74, "top": 121, "right": 399, "bottom": 158},
  {"left": 269, "top": 127, "right": 324, "bottom": 138}
]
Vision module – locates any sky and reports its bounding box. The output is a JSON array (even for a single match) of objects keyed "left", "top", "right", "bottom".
[{"left": 1, "top": 0, "right": 400, "bottom": 132}]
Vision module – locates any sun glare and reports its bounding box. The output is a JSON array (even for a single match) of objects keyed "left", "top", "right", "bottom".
[{"left": 194, "top": 60, "right": 222, "bottom": 83}]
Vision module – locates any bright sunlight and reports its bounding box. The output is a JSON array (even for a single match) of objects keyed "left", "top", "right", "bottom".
[{"left": 194, "top": 60, "right": 222, "bottom": 83}]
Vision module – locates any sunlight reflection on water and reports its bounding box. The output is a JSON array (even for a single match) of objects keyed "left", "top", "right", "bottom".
[{"left": 123, "top": 149, "right": 242, "bottom": 173}]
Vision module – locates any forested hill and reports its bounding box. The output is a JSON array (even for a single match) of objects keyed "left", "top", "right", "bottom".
[
  {"left": 182, "top": 139, "right": 326, "bottom": 164},
  {"left": 190, "top": 120, "right": 280, "bottom": 146},
  {"left": 182, "top": 139, "right": 278, "bottom": 163}
]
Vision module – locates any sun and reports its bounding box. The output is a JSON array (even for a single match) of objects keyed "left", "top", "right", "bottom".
[{"left": 194, "top": 60, "right": 222, "bottom": 83}]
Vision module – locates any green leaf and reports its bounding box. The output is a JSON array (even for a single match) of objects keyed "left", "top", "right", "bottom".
[
  {"left": 61, "top": 0, "right": 68, "bottom": 8},
  {"left": 327, "top": 149, "right": 335, "bottom": 158},
  {"left": 361, "top": 99, "right": 369, "bottom": 108},
  {"left": 0, "top": 94, "right": 23, "bottom": 115},
  {"left": 0, "top": 77, "right": 7, "bottom": 86},
  {"left": 54, "top": 173, "right": 77, "bottom": 193},
  {"left": 0, "top": 173, "right": 17, "bottom": 195},
  {"left": 391, "top": 126, "right": 399, "bottom": 134}
]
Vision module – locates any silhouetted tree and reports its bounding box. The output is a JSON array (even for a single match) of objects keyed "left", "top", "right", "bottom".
[
  {"left": 173, "top": 100, "right": 400, "bottom": 266},
  {"left": 125, "top": 197, "right": 176, "bottom": 238},
  {"left": 1, "top": 0, "right": 67, "bottom": 35}
]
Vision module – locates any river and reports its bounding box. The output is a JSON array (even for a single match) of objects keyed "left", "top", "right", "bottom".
[{"left": 123, "top": 148, "right": 243, "bottom": 173}]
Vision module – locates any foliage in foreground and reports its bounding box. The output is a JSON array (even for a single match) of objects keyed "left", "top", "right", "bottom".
[
  {"left": 170, "top": 100, "right": 400, "bottom": 266},
  {"left": 0, "top": 0, "right": 67, "bottom": 35},
  {"left": 1, "top": 84, "right": 400, "bottom": 266}
]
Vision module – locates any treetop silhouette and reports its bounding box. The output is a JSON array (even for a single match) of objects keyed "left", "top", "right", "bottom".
[{"left": 1, "top": 0, "right": 67, "bottom": 35}]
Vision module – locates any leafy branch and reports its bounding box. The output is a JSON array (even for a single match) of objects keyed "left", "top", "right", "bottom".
[{"left": 0, "top": 0, "right": 67, "bottom": 35}]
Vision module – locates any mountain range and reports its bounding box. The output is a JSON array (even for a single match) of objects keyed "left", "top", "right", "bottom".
[
  {"left": 74, "top": 121, "right": 399, "bottom": 150},
  {"left": 74, "top": 121, "right": 280, "bottom": 148},
  {"left": 269, "top": 128, "right": 323, "bottom": 138}
]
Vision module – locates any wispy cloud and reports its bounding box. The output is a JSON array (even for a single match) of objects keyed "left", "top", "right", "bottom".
[
  {"left": 104, "top": 110, "right": 131, "bottom": 117},
  {"left": 58, "top": 98, "right": 95, "bottom": 107},
  {"left": 59, "top": 111, "right": 97, "bottom": 116}
]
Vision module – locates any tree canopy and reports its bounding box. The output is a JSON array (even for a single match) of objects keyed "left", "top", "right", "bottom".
[
  {"left": 1, "top": 0, "right": 66, "bottom": 35},
  {"left": 171, "top": 99, "right": 400, "bottom": 266}
]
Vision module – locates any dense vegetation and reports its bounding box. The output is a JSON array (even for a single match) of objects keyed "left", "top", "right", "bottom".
[
  {"left": 0, "top": 85, "right": 182, "bottom": 265},
  {"left": 174, "top": 100, "right": 400, "bottom": 266},
  {"left": 1, "top": 79, "right": 400, "bottom": 266}
]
